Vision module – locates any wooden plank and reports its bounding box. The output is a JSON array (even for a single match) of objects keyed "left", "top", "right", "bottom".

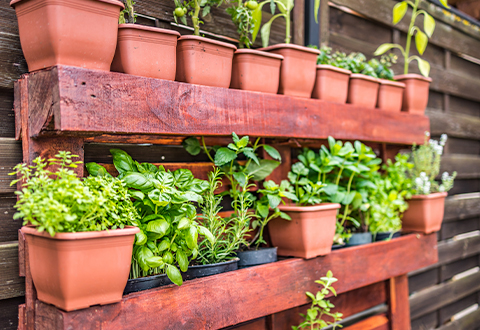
[
  {"left": 440, "top": 256, "right": 479, "bottom": 282},
  {"left": 19, "top": 66, "right": 429, "bottom": 145},
  {"left": 448, "top": 94, "right": 480, "bottom": 117},
  {"left": 427, "top": 109, "right": 480, "bottom": 140},
  {"left": 225, "top": 318, "right": 267, "bottom": 330},
  {"left": 0, "top": 138, "right": 21, "bottom": 194},
  {"left": 449, "top": 179, "right": 480, "bottom": 195},
  {"left": 437, "top": 307, "right": 480, "bottom": 330},
  {"left": 411, "top": 311, "right": 438, "bottom": 330},
  {"left": 0, "top": 296, "right": 25, "bottom": 330},
  {"left": 0, "top": 88, "right": 15, "bottom": 138},
  {"left": 33, "top": 234, "right": 437, "bottom": 330},
  {"left": 440, "top": 218, "right": 480, "bottom": 240},
  {"left": 445, "top": 137, "right": 480, "bottom": 155},
  {"left": 438, "top": 293, "right": 478, "bottom": 325},
  {"left": 443, "top": 193, "right": 480, "bottom": 223},
  {"left": 343, "top": 314, "right": 389, "bottom": 330},
  {"left": 0, "top": 195, "right": 21, "bottom": 243},
  {"left": 388, "top": 275, "right": 411, "bottom": 330},
  {"left": 440, "top": 155, "right": 480, "bottom": 179},
  {"left": 0, "top": 241, "right": 24, "bottom": 300},
  {"left": 408, "top": 267, "right": 439, "bottom": 294}
]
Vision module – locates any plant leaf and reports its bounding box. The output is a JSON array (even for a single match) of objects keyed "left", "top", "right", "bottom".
[
  {"left": 246, "top": 159, "right": 280, "bottom": 181},
  {"left": 415, "top": 30, "right": 428, "bottom": 55},
  {"left": 243, "top": 148, "right": 260, "bottom": 165},
  {"left": 267, "top": 194, "right": 282, "bottom": 209},
  {"left": 198, "top": 225, "right": 215, "bottom": 244},
  {"left": 176, "top": 250, "right": 189, "bottom": 272},
  {"left": 314, "top": 0, "right": 321, "bottom": 23},
  {"left": 146, "top": 219, "right": 170, "bottom": 237},
  {"left": 110, "top": 149, "right": 136, "bottom": 174},
  {"left": 393, "top": 1, "right": 407, "bottom": 25},
  {"left": 374, "top": 43, "right": 395, "bottom": 56},
  {"left": 167, "top": 265, "right": 183, "bottom": 286},
  {"left": 123, "top": 172, "right": 153, "bottom": 190},
  {"left": 146, "top": 256, "right": 164, "bottom": 268},
  {"left": 424, "top": 13, "right": 435, "bottom": 38},
  {"left": 185, "top": 226, "right": 198, "bottom": 249},
  {"left": 416, "top": 57, "right": 430, "bottom": 77},
  {"left": 135, "top": 231, "right": 148, "bottom": 245},
  {"left": 263, "top": 145, "right": 282, "bottom": 161},
  {"left": 182, "top": 137, "right": 202, "bottom": 156},
  {"left": 214, "top": 147, "right": 237, "bottom": 166}
]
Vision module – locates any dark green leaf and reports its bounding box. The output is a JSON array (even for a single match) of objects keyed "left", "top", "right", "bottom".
[
  {"left": 110, "top": 149, "right": 136, "bottom": 174},
  {"left": 214, "top": 147, "right": 237, "bottom": 166},
  {"left": 123, "top": 172, "right": 153, "bottom": 190}
]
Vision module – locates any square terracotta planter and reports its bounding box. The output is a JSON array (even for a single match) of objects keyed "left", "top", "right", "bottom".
[
  {"left": 268, "top": 203, "right": 341, "bottom": 259},
  {"left": 312, "top": 65, "right": 351, "bottom": 103},
  {"left": 21, "top": 226, "right": 139, "bottom": 311},
  {"left": 261, "top": 44, "right": 320, "bottom": 98},
  {"left": 11, "top": 0, "right": 123, "bottom": 72},
  {"left": 347, "top": 74, "right": 380, "bottom": 108},
  {"left": 377, "top": 79, "right": 405, "bottom": 112},
  {"left": 394, "top": 74, "right": 432, "bottom": 115},
  {"left": 176, "top": 35, "right": 236, "bottom": 88},
  {"left": 111, "top": 24, "right": 180, "bottom": 80},
  {"left": 402, "top": 192, "right": 448, "bottom": 234},
  {"left": 230, "top": 49, "right": 283, "bottom": 93}
]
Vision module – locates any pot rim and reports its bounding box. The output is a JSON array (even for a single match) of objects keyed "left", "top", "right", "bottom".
[
  {"left": 409, "top": 192, "right": 448, "bottom": 200},
  {"left": 316, "top": 64, "right": 351, "bottom": 75},
  {"left": 10, "top": 0, "right": 125, "bottom": 8},
  {"left": 189, "top": 257, "right": 239, "bottom": 268},
  {"left": 260, "top": 43, "right": 321, "bottom": 54},
  {"left": 178, "top": 35, "right": 237, "bottom": 50},
  {"left": 237, "top": 247, "right": 277, "bottom": 254},
  {"left": 379, "top": 79, "right": 405, "bottom": 88},
  {"left": 21, "top": 225, "right": 140, "bottom": 240},
  {"left": 118, "top": 24, "right": 181, "bottom": 37},
  {"left": 234, "top": 49, "right": 284, "bottom": 60},
  {"left": 350, "top": 73, "right": 379, "bottom": 83},
  {"left": 394, "top": 74, "right": 432, "bottom": 83},
  {"left": 277, "top": 203, "right": 341, "bottom": 212}
]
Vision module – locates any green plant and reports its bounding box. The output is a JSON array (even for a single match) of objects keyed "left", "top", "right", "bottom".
[
  {"left": 316, "top": 46, "right": 349, "bottom": 70},
  {"left": 227, "top": 0, "right": 257, "bottom": 48},
  {"left": 119, "top": 0, "right": 136, "bottom": 24},
  {"left": 292, "top": 270, "right": 343, "bottom": 330},
  {"left": 251, "top": 0, "right": 294, "bottom": 47},
  {"left": 10, "top": 151, "right": 139, "bottom": 236},
  {"left": 410, "top": 132, "right": 456, "bottom": 194},
  {"left": 374, "top": 0, "right": 448, "bottom": 77},
  {"left": 367, "top": 54, "right": 398, "bottom": 80},
  {"left": 343, "top": 52, "right": 377, "bottom": 77},
  {"left": 173, "top": 0, "right": 223, "bottom": 35},
  {"left": 87, "top": 149, "right": 214, "bottom": 286},
  {"left": 287, "top": 162, "right": 325, "bottom": 206}
]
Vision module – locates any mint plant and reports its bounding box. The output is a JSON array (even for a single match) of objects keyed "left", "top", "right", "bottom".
[
  {"left": 293, "top": 270, "right": 343, "bottom": 330},
  {"left": 10, "top": 152, "right": 140, "bottom": 236}
]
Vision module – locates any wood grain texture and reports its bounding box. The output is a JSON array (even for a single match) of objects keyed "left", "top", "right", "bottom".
[
  {"left": 0, "top": 195, "right": 21, "bottom": 243},
  {"left": 343, "top": 314, "right": 389, "bottom": 330},
  {"left": 388, "top": 275, "right": 411, "bottom": 330},
  {"left": 427, "top": 109, "right": 480, "bottom": 140},
  {"left": 440, "top": 155, "right": 480, "bottom": 179},
  {"left": 437, "top": 306, "right": 480, "bottom": 330},
  {"left": 0, "top": 241, "right": 24, "bottom": 300},
  {"left": 0, "top": 138, "right": 21, "bottom": 194},
  {"left": 0, "top": 296, "right": 24, "bottom": 330},
  {"left": 33, "top": 234, "right": 436, "bottom": 330}
]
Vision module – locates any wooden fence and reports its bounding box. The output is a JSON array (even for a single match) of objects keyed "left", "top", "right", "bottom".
[{"left": 0, "top": 0, "right": 479, "bottom": 329}]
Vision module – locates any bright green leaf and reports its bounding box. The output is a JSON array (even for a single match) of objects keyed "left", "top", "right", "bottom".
[
  {"left": 146, "top": 219, "right": 170, "bottom": 237},
  {"left": 393, "top": 1, "right": 407, "bottom": 24},
  {"left": 415, "top": 30, "right": 428, "bottom": 55},
  {"left": 176, "top": 250, "right": 189, "bottom": 272},
  {"left": 166, "top": 265, "right": 183, "bottom": 286},
  {"left": 424, "top": 13, "right": 435, "bottom": 38},
  {"left": 214, "top": 147, "right": 237, "bottom": 166},
  {"left": 182, "top": 137, "right": 201, "bottom": 156},
  {"left": 263, "top": 145, "right": 282, "bottom": 161}
]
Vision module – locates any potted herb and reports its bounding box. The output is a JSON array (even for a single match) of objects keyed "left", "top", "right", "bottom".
[
  {"left": 173, "top": 0, "right": 237, "bottom": 87},
  {"left": 252, "top": 0, "right": 320, "bottom": 98},
  {"left": 402, "top": 133, "right": 456, "bottom": 233},
  {"left": 228, "top": 1, "right": 284, "bottom": 93},
  {"left": 374, "top": 0, "right": 448, "bottom": 114},
  {"left": 111, "top": 0, "right": 181, "bottom": 80},
  {"left": 11, "top": 0, "right": 123, "bottom": 72},
  {"left": 293, "top": 271, "right": 343, "bottom": 330},
  {"left": 311, "top": 46, "right": 351, "bottom": 103},
  {"left": 344, "top": 52, "right": 380, "bottom": 108},
  {"left": 368, "top": 54, "right": 406, "bottom": 112},
  {"left": 11, "top": 152, "right": 140, "bottom": 311}
]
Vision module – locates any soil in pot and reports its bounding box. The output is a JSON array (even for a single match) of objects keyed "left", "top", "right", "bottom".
[
  {"left": 230, "top": 49, "right": 283, "bottom": 93},
  {"left": 394, "top": 74, "right": 432, "bottom": 115},
  {"left": 312, "top": 65, "right": 351, "bottom": 103},
  {"left": 402, "top": 192, "right": 448, "bottom": 234},
  {"left": 182, "top": 258, "right": 239, "bottom": 281},
  {"left": 11, "top": 0, "right": 123, "bottom": 72},
  {"left": 124, "top": 273, "right": 172, "bottom": 295},
  {"left": 347, "top": 74, "right": 380, "bottom": 108},
  {"left": 268, "top": 203, "right": 341, "bottom": 259},
  {"left": 376, "top": 79, "right": 405, "bottom": 112},
  {"left": 345, "top": 232, "right": 372, "bottom": 247},
  {"left": 176, "top": 35, "right": 237, "bottom": 88},
  {"left": 261, "top": 44, "right": 320, "bottom": 98},
  {"left": 21, "top": 226, "right": 138, "bottom": 311},
  {"left": 237, "top": 247, "right": 277, "bottom": 268},
  {"left": 374, "top": 231, "right": 401, "bottom": 242},
  {"left": 111, "top": 24, "right": 180, "bottom": 80}
]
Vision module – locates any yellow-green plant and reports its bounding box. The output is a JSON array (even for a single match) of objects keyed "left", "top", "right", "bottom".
[
  {"left": 251, "top": 0, "right": 294, "bottom": 47},
  {"left": 374, "top": 0, "right": 448, "bottom": 77}
]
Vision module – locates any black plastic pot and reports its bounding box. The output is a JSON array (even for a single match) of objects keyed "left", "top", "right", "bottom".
[
  {"left": 237, "top": 247, "right": 277, "bottom": 268},
  {"left": 123, "top": 273, "right": 172, "bottom": 295},
  {"left": 374, "top": 231, "right": 401, "bottom": 242},
  {"left": 345, "top": 232, "right": 372, "bottom": 247},
  {"left": 331, "top": 244, "right": 346, "bottom": 250},
  {"left": 182, "top": 258, "right": 239, "bottom": 281}
]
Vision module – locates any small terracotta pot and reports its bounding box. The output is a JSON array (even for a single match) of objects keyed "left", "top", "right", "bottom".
[
  {"left": 176, "top": 35, "right": 237, "bottom": 88},
  {"left": 312, "top": 65, "right": 351, "bottom": 103},
  {"left": 402, "top": 192, "right": 448, "bottom": 234},
  {"left": 377, "top": 79, "right": 406, "bottom": 112},
  {"left": 111, "top": 24, "right": 180, "bottom": 80},
  {"left": 347, "top": 74, "right": 380, "bottom": 108},
  {"left": 261, "top": 44, "right": 320, "bottom": 98},
  {"left": 11, "top": 0, "right": 124, "bottom": 72},
  {"left": 230, "top": 49, "right": 283, "bottom": 93},
  {"left": 21, "top": 226, "right": 139, "bottom": 311},
  {"left": 394, "top": 74, "right": 432, "bottom": 115},
  {"left": 268, "top": 203, "right": 341, "bottom": 259}
]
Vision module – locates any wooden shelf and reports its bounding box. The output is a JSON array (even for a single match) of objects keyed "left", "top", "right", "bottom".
[
  {"left": 32, "top": 234, "right": 437, "bottom": 330},
  {"left": 15, "top": 66, "right": 429, "bottom": 145}
]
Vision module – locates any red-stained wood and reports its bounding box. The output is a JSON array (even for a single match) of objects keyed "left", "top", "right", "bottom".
[
  {"left": 33, "top": 234, "right": 437, "bottom": 330},
  {"left": 18, "top": 304, "right": 25, "bottom": 330},
  {"left": 388, "top": 275, "right": 412, "bottom": 330},
  {"left": 18, "top": 66, "right": 429, "bottom": 145},
  {"left": 344, "top": 314, "right": 389, "bottom": 330},
  {"left": 226, "top": 318, "right": 267, "bottom": 330}
]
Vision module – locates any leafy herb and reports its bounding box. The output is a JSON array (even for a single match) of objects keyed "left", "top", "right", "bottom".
[
  {"left": 173, "top": 0, "right": 224, "bottom": 35},
  {"left": 119, "top": 0, "right": 136, "bottom": 24},
  {"left": 316, "top": 46, "right": 349, "bottom": 70},
  {"left": 227, "top": 1, "right": 257, "bottom": 48},
  {"left": 367, "top": 54, "right": 398, "bottom": 80},
  {"left": 251, "top": 0, "right": 294, "bottom": 47}
]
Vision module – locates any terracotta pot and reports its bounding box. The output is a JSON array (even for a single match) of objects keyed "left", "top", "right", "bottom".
[
  {"left": 394, "top": 74, "right": 432, "bottom": 115},
  {"left": 312, "top": 65, "right": 351, "bottom": 103},
  {"left": 402, "top": 192, "right": 448, "bottom": 234},
  {"left": 230, "top": 49, "right": 283, "bottom": 93},
  {"left": 21, "top": 226, "right": 139, "bottom": 311},
  {"left": 268, "top": 203, "right": 341, "bottom": 259},
  {"left": 376, "top": 79, "right": 405, "bottom": 112},
  {"left": 11, "top": 0, "right": 124, "bottom": 72},
  {"left": 176, "top": 35, "right": 236, "bottom": 88},
  {"left": 261, "top": 44, "right": 320, "bottom": 98},
  {"left": 111, "top": 24, "right": 180, "bottom": 80},
  {"left": 347, "top": 74, "right": 380, "bottom": 108}
]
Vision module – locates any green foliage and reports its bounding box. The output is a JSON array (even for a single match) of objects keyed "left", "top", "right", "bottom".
[
  {"left": 316, "top": 46, "right": 349, "bottom": 70},
  {"left": 252, "top": 0, "right": 294, "bottom": 46},
  {"left": 227, "top": 0, "right": 256, "bottom": 48},
  {"left": 10, "top": 151, "right": 139, "bottom": 236},
  {"left": 287, "top": 162, "right": 325, "bottom": 206},
  {"left": 292, "top": 271, "right": 343, "bottom": 330},
  {"left": 87, "top": 149, "right": 214, "bottom": 286},
  {"left": 374, "top": 0, "right": 448, "bottom": 77},
  {"left": 367, "top": 54, "right": 398, "bottom": 80},
  {"left": 173, "top": 0, "right": 224, "bottom": 35},
  {"left": 119, "top": 0, "right": 136, "bottom": 24}
]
